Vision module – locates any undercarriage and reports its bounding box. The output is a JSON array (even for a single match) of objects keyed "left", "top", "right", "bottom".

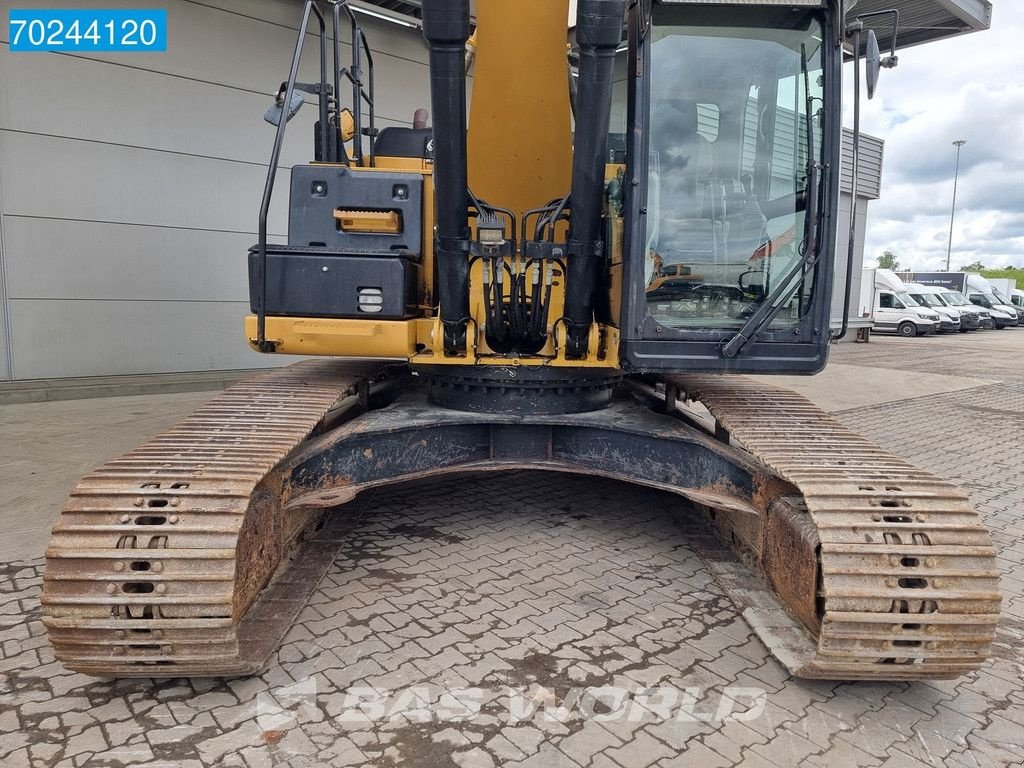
[{"left": 42, "top": 362, "right": 1000, "bottom": 680}]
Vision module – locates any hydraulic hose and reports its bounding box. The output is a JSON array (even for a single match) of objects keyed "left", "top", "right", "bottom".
[
  {"left": 564, "top": 0, "right": 626, "bottom": 358},
  {"left": 422, "top": 0, "right": 472, "bottom": 354}
]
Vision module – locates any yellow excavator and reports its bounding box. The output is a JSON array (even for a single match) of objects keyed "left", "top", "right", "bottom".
[{"left": 43, "top": 0, "right": 1000, "bottom": 680}]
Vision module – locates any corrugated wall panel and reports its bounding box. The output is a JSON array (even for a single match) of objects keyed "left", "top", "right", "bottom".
[
  {"left": 0, "top": 0, "right": 430, "bottom": 120},
  {"left": 833, "top": 131, "right": 884, "bottom": 332},
  {"left": 2, "top": 219, "right": 255, "bottom": 303},
  {"left": 840, "top": 129, "right": 885, "bottom": 199},
  {"left": 0, "top": 47, "right": 315, "bottom": 169},
  {"left": 0, "top": 132, "right": 291, "bottom": 235},
  {"left": 7, "top": 299, "right": 271, "bottom": 379}
]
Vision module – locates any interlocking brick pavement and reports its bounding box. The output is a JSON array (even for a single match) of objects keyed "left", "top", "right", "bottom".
[{"left": 1, "top": 337, "right": 1023, "bottom": 767}]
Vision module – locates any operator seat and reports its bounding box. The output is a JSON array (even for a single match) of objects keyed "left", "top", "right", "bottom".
[
  {"left": 649, "top": 100, "right": 716, "bottom": 266},
  {"left": 724, "top": 175, "right": 769, "bottom": 264},
  {"left": 374, "top": 127, "right": 433, "bottom": 159}
]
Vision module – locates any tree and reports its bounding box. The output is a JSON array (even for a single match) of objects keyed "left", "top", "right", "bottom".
[
  {"left": 960, "top": 260, "right": 986, "bottom": 272},
  {"left": 878, "top": 250, "right": 901, "bottom": 271}
]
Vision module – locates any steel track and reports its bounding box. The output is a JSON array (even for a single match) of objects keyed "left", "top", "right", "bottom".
[
  {"left": 42, "top": 363, "right": 1000, "bottom": 679},
  {"left": 42, "top": 361, "right": 382, "bottom": 677},
  {"left": 674, "top": 375, "right": 1000, "bottom": 679}
]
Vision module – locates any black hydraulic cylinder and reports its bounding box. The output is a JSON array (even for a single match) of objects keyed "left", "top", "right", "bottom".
[
  {"left": 564, "top": 0, "right": 625, "bottom": 359},
  {"left": 422, "top": 0, "right": 472, "bottom": 354}
]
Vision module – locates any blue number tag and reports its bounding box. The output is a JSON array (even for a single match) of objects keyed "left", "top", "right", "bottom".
[{"left": 8, "top": 9, "right": 168, "bottom": 52}]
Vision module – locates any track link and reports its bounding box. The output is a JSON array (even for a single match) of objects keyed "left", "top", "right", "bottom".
[
  {"left": 42, "top": 361, "right": 382, "bottom": 677},
  {"left": 675, "top": 375, "right": 1001, "bottom": 680}
]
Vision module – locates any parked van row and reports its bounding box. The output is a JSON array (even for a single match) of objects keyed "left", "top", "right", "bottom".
[
  {"left": 860, "top": 270, "right": 1020, "bottom": 337},
  {"left": 905, "top": 272, "right": 1024, "bottom": 329}
]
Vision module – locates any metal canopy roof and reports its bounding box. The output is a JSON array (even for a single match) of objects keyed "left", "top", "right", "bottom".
[
  {"left": 354, "top": 0, "right": 993, "bottom": 51},
  {"left": 849, "top": 0, "right": 993, "bottom": 52},
  {"left": 568, "top": 1, "right": 993, "bottom": 51}
]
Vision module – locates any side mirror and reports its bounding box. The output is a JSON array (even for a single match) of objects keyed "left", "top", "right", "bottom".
[
  {"left": 264, "top": 87, "right": 304, "bottom": 127},
  {"left": 865, "top": 29, "right": 881, "bottom": 99}
]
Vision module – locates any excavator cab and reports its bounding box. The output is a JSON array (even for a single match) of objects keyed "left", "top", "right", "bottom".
[{"left": 621, "top": 3, "right": 838, "bottom": 372}]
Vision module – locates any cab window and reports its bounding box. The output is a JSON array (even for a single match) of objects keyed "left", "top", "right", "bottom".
[
  {"left": 643, "top": 8, "right": 825, "bottom": 331},
  {"left": 879, "top": 293, "right": 897, "bottom": 309}
]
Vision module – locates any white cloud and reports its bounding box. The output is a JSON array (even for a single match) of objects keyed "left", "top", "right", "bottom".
[{"left": 850, "top": 3, "right": 1024, "bottom": 271}]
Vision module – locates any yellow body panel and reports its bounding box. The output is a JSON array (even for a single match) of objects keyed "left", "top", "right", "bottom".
[
  {"left": 246, "top": 315, "right": 619, "bottom": 368},
  {"left": 467, "top": 0, "right": 573, "bottom": 221},
  {"left": 339, "top": 109, "right": 356, "bottom": 143},
  {"left": 246, "top": 315, "right": 427, "bottom": 358}
]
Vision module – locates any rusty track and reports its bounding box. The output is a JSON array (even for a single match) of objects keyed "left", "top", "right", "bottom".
[
  {"left": 42, "top": 361, "right": 383, "bottom": 677},
  {"left": 42, "top": 360, "right": 999, "bottom": 681},
  {"left": 674, "top": 375, "right": 1001, "bottom": 680}
]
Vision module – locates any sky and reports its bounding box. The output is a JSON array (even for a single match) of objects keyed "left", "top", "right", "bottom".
[{"left": 847, "top": 2, "right": 1024, "bottom": 272}]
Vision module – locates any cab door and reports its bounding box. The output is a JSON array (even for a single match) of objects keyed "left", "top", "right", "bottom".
[
  {"left": 875, "top": 291, "right": 900, "bottom": 332},
  {"left": 618, "top": 3, "right": 841, "bottom": 374}
]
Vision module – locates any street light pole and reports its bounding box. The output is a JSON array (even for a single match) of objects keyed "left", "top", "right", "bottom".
[{"left": 946, "top": 139, "right": 967, "bottom": 272}]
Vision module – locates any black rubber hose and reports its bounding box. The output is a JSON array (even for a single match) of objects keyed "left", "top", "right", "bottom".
[
  {"left": 422, "top": 0, "right": 472, "bottom": 354},
  {"left": 564, "top": 0, "right": 626, "bottom": 358}
]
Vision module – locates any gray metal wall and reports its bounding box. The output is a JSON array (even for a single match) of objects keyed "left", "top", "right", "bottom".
[
  {"left": 833, "top": 129, "right": 884, "bottom": 331},
  {"left": 0, "top": 0, "right": 431, "bottom": 380}
]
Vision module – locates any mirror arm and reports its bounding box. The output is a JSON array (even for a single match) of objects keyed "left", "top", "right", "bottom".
[
  {"left": 834, "top": 8, "right": 900, "bottom": 342},
  {"left": 834, "top": 21, "right": 862, "bottom": 342},
  {"left": 855, "top": 9, "right": 901, "bottom": 66}
]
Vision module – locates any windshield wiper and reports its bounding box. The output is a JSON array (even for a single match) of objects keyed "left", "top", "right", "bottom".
[
  {"left": 721, "top": 163, "right": 821, "bottom": 358},
  {"left": 722, "top": 44, "right": 822, "bottom": 360}
]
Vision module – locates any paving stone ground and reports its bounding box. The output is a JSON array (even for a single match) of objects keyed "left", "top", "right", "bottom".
[{"left": 1, "top": 336, "right": 1023, "bottom": 767}]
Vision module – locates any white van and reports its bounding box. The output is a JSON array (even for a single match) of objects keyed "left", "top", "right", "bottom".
[
  {"left": 1011, "top": 289, "right": 1024, "bottom": 311},
  {"left": 938, "top": 289, "right": 994, "bottom": 329},
  {"left": 867, "top": 269, "right": 941, "bottom": 337},
  {"left": 989, "top": 286, "right": 1024, "bottom": 325},
  {"left": 904, "top": 282, "right": 964, "bottom": 333},
  {"left": 989, "top": 278, "right": 1016, "bottom": 298},
  {"left": 966, "top": 274, "right": 1020, "bottom": 328},
  {"left": 986, "top": 277, "right": 1024, "bottom": 323}
]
